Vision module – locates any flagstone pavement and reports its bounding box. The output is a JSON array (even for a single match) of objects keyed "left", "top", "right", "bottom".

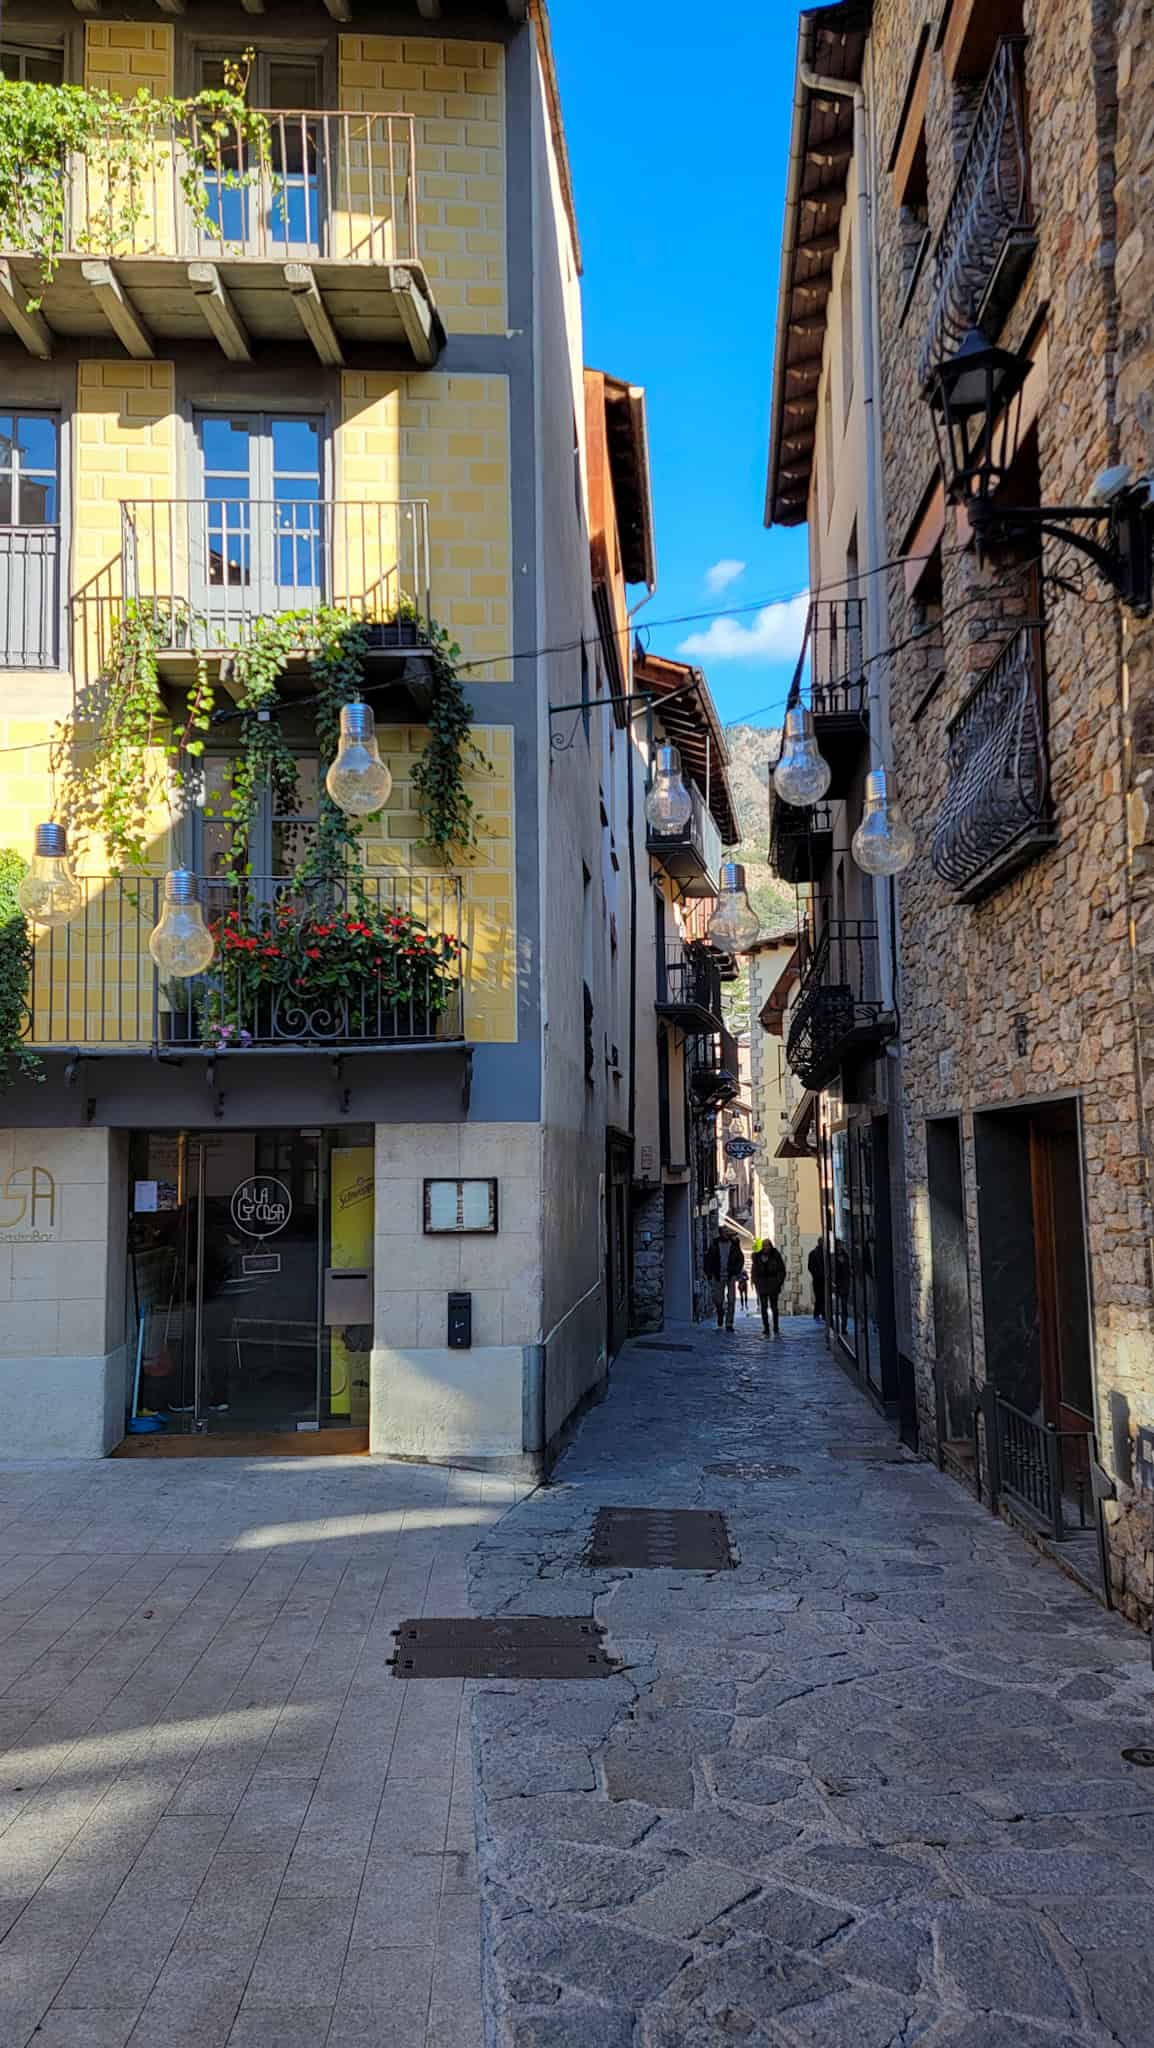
[{"left": 466, "top": 1312, "right": 1154, "bottom": 2048}]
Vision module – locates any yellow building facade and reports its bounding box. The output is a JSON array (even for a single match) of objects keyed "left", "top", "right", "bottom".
[{"left": 0, "top": 2, "right": 605, "bottom": 1466}]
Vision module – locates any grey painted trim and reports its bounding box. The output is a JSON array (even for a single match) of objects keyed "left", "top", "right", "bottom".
[{"left": 498, "top": 23, "right": 543, "bottom": 1125}]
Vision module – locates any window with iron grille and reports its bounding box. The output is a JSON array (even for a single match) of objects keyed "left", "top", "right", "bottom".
[{"left": 0, "top": 412, "right": 61, "bottom": 670}]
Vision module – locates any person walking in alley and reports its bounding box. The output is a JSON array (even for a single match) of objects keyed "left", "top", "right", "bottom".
[
  {"left": 751, "top": 1237, "right": 787, "bottom": 1337},
  {"left": 808, "top": 1239, "right": 825, "bottom": 1321},
  {"left": 704, "top": 1232, "right": 744, "bottom": 1329},
  {"left": 736, "top": 1264, "right": 750, "bottom": 1314}
]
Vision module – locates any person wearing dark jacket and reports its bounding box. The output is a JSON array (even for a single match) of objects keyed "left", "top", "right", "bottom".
[
  {"left": 751, "top": 1238, "right": 787, "bottom": 1336},
  {"left": 704, "top": 1233, "right": 744, "bottom": 1329},
  {"left": 808, "top": 1240, "right": 825, "bottom": 1321}
]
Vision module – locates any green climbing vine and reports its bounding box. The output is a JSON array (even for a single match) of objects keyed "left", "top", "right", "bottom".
[
  {"left": 51, "top": 604, "right": 482, "bottom": 881},
  {"left": 0, "top": 55, "right": 272, "bottom": 302},
  {"left": 0, "top": 850, "right": 42, "bottom": 1089}
]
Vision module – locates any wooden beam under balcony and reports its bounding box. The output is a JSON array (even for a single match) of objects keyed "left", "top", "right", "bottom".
[
  {"left": 285, "top": 264, "right": 343, "bottom": 367},
  {"left": 0, "top": 260, "right": 52, "bottom": 360},
  {"left": 188, "top": 264, "right": 251, "bottom": 364},
  {"left": 81, "top": 262, "right": 154, "bottom": 359}
]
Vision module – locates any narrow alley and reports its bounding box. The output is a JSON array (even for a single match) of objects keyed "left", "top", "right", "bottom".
[{"left": 469, "top": 1317, "right": 1154, "bottom": 2048}]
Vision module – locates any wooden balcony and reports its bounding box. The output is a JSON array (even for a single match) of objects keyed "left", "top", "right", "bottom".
[{"left": 0, "top": 109, "right": 443, "bottom": 367}]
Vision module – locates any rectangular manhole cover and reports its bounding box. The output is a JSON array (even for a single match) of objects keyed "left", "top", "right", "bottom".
[
  {"left": 392, "top": 1616, "right": 617, "bottom": 1679},
  {"left": 587, "top": 1508, "right": 733, "bottom": 1571}
]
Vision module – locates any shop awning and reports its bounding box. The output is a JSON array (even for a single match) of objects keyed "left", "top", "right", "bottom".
[{"left": 776, "top": 1089, "right": 818, "bottom": 1160}]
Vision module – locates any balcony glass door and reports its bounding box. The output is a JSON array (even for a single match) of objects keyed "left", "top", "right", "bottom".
[
  {"left": 195, "top": 413, "right": 323, "bottom": 638},
  {"left": 198, "top": 55, "right": 324, "bottom": 255}
]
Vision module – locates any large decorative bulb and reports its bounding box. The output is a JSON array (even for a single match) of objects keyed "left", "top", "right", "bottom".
[
  {"left": 149, "top": 870, "right": 216, "bottom": 978},
  {"left": 644, "top": 744, "right": 693, "bottom": 836},
  {"left": 773, "top": 706, "right": 832, "bottom": 807},
  {"left": 851, "top": 768, "right": 916, "bottom": 877},
  {"left": 17, "top": 823, "right": 84, "bottom": 928},
  {"left": 708, "top": 861, "right": 761, "bottom": 953},
  {"left": 325, "top": 703, "right": 393, "bottom": 818}
]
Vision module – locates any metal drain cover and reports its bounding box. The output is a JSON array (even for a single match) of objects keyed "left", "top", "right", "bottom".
[
  {"left": 392, "top": 1616, "right": 616, "bottom": 1679},
  {"left": 587, "top": 1507, "right": 733, "bottom": 1571}
]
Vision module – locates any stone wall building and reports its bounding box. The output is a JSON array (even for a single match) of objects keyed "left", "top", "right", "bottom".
[{"left": 768, "top": 0, "right": 1154, "bottom": 1628}]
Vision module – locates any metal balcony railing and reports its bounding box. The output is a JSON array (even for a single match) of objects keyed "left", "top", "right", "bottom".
[
  {"left": 1, "top": 110, "right": 420, "bottom": 267},
  {"left": 0, "top": 527, "right": 60, "bottom": 668},
  {"left": 656, "top": 944, "right": 723, "bottom": 1028},
  {"left": 986, "top": 1392, "right": 1094, "bottom": 1544},
  {"left": 919, "top": 38, "right": 1035, "bottom": 390},
  {"left": 786, "top": 918, "right": 885, "bottom": 1089},
  {"left": 645, "top": 784, "right": 724, "bottom": 894},
  {"left": 930, "top": 621, "right": 1054, "bottom": 901},
  {"left": 786, "top": 597, "right": 867, "bottom": 723},
  {"left": 769, "top": 797, "right": 833, "bottom": 886},
  {"left": 120, "top": 499, "right": 432, "bottom": 656},
  {"left": 690, "top": 1026, "right": 740, "bottom": 1109},
  {"left": 23, "top": 873, "right": 463, "bottom": 1052}
]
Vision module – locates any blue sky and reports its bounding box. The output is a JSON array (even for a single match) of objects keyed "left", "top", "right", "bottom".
[{"left": 549, "top": 0, "right": 810, "bottom": 730}]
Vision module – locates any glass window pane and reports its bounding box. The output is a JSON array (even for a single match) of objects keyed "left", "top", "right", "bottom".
[
  {"left": 17, "top": 416, "right": 57, "bottom": 472},
  {"left": 270, "top": 417, "right": 320, "bottom": 480},
  {"left": 0, "top": 419, "right": 13, "bottom": 471},
  {"left": 201, "top": 416, "right": 251, "bottom": 477},
  {"left": 267, "top": 62, "right": 323, "bottom": 110},
  {"left": 199, "top": 59, "right": 229, "bottom": 92},
  {"left": 27, "top": 52, "right": 64, "bottom": 85},
  {"left": 0, "top": 478, "right": 13, "bottom": 524},
  {"left": 18, "top": 477, "right": 56, "bottom": 525}
]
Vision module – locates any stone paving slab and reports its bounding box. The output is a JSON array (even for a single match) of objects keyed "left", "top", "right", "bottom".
[
  {"left": 0, "top": 1453, "right": 526, "bottom": 2048},
  {"left": 466, "top": 1315, "right": 1154, "bottom": 2048}
]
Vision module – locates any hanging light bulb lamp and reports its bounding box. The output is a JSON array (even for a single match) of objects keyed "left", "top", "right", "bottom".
[
  {"left": 644, "top": 743, "right": 693, "bottom": 837},
  {"left": 708, "top": 862, "right": 761, "bottom": 954},
  {"left": 325, "top": 703, "right": 393, "bottom": 818},
  {"left": 772, "top": 706, "right": 832, "bottom": 807},
  {"left": 851, "top": 769, "right": 916, "bottom": 877},
  {"left": 17, "top": 824, "right": 84, "bottom": 928},
  {"left": 149, "top": 870, "right": 216, "bottom": 979}
]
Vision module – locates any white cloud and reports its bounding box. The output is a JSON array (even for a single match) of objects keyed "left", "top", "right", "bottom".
[
  {"left": 679, "top": 590, "right": 810, "bottom": 663},
  {"left": 704, "top": 558, "right": 747, "bottom": 594}
]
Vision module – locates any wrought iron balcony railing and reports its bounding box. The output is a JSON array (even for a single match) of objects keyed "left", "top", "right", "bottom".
[
  {"left": 985, "top": 1391, "right": 1094, "bottom": 1544},
  {"left": 786, "top": 918, "right": 887, "bottom": 1090},
  {"left": 0, "top": 526, "right": 60, "bottom": 669},
  {"left": 930, "top": 621, "right": 1055, "bottom": 902},
  {"left": 23, "top": 873, "right": 464, "bottom": 1053},
  {"left": 656, "top": 944, "right": 724, "bottom": 1031},
  {"left": 919, "top": 38, "right": 1036, "bottom": 390},
  {"left": 690, "top": 1026, "right": 740, "bottom": 1109},
  {"left": 1, "top": 109, "right": 419, "bottom": 268},
  {"left": 645, "top": 785, "right": 724, "bottom": 897},
  {"left": 120, "top": 499, "right": 432, "bottom": 664},
  {"left": 769, "top": 797, "right": 833, "bottom": 887},
  {"left": 781, "top": 598, "right": 868, "bottom": 802}
]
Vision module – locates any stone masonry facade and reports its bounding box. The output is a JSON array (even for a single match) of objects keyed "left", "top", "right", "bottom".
[{"left": 872, "top": 0, "right": 1154, "bottom": 1627}]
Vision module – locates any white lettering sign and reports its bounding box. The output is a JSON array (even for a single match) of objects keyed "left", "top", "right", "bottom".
[{"left": 230, "top": 1176, "right": 292, "bottom": 1238}]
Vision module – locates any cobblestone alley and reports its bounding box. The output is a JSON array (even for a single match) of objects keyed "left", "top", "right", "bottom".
[{"left": 468, "top": 1315, "right": 1154, "bottom": 2048}]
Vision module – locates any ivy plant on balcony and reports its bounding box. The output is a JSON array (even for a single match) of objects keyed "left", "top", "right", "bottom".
[
  {"left": 199, "top": 900, "right": 461, "bottom": 1047},
  {"left": 0, "top": 55, "right": 273, "bottom": 298},
  {"left": 0, "top": 851, "right": 42, "bottom": 1090}
]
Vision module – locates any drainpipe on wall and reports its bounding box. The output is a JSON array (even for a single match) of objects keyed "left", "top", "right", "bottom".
[{"left": 799, "top": 52, "right": 896, "bottom": 1017}]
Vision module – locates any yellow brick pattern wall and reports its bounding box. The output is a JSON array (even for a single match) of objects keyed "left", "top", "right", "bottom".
[
  {"left": 84, "top": 20, "right": 174, "bottom": 96},
  {"left": 339, "top": 36, "right": 506, "bottom": 336},
  {"left": 72, "top": 362, "right": 176, "bottom": 692},
  {"left": 361, "top": 725, "right": 516, "bottom": 1046},
  {"left": 340, "top": 371, "right": 512, "bottom": 676}
]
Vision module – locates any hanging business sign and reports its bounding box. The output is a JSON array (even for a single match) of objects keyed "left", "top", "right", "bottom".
[
  {"left": 724, "top": 1137, "right": 756, "bottom": 1161},
  {"left": 230, "top": 1176, "right": 292, "bottom": 1238}
]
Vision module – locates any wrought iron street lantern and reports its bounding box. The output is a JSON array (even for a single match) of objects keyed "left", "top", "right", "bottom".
[{"left": 928, "top": 326, "right": 1154, "bottom": 615}]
